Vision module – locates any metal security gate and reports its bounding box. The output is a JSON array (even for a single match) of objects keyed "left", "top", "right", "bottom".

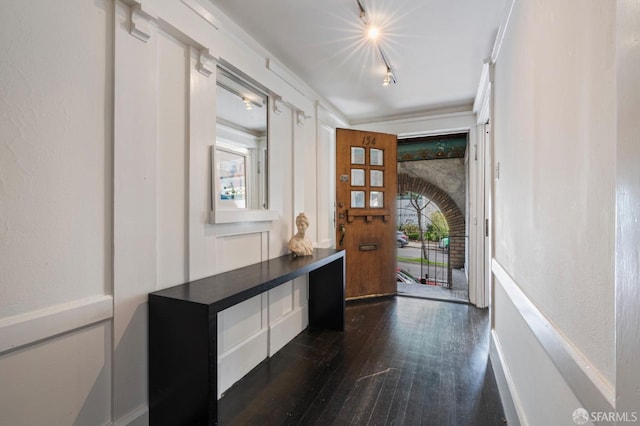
[
  {"left": 419, "top": 236, "right": 450, "bottom": 287},
  {"left": 396, "top": 234, "right": 469, "bottom": 303}
]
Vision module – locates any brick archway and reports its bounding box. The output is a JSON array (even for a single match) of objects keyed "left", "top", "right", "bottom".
[{"left": 398, "top": 173, "right": 465, "bottom": 268}]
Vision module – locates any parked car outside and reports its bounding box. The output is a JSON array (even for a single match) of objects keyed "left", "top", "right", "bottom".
[
  {"left": 396, "top": 268, "right": 420, "bottom": 284},
  {"left": 397, "top": 231, "right": 409, "bottom": 248}
]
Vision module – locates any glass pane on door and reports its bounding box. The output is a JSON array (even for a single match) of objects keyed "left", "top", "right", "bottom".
[
  {"left": 370, "top": 148, "right": 383, "bottom": 166},
  {"left": 370, "top": 170, "right": 383, "bottom": 187},
  {"left": 351, "top": 147, "right": 365, "bottom": 164},
  {"left": 351, "top": 191, "right": 366, "bottom": 208},
  {"left": 370, "top": 191, "right": 384, "bottom": 208},
  {"left": 351, "top": 169, "right": 365, "bottom": 186}
]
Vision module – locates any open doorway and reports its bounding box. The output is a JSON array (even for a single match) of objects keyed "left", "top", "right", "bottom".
[
  {"left": 396, "top": 191, "right": 469, "bottom": 303},
  {"left": 395, "top": 132, "right": 469, "bottom": 303}
]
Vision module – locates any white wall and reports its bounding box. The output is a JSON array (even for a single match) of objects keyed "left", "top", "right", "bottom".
[
  {"left": 489, "top": 0, "right": 621, "bottom": 424},
  {"left": 0, "top": 0, "right": 112, "bottom": 318},
  {"left": 0, "top": 0, "right": 338, "bottom": 424},
  {"left": 0, "top": 0, "right": 114, "bottom": 424},
  {"left": 316, "top": 105, "right": 345, "bottom": 248},
  {"left": 615, "top": 0, "right": 640, "bottom": 418}
]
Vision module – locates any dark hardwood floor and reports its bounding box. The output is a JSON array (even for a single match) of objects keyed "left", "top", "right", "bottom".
[{"left": 218, "top": 296, "right": 506, "bottom": 426}]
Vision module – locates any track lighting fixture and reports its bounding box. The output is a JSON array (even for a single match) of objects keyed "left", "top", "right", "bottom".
[
  {"left": 356, "top": 0, "right": 397, "bottom": 86},
  {"left": 382, "top": 69, "right": 392, "bottom": 86}
]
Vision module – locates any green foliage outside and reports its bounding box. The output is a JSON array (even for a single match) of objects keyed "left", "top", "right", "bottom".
[
  {"left": 396, "top": 256, "right": 448, "bottom": 267},
  {"left": 425, "top": 212, "right": 449, "bottom": 241},
  {"left": 399, "top": 211, "right": 449, "bottom": 242},
  {"left": 399, "top": 224, "right": 421, "bottom": 240}
]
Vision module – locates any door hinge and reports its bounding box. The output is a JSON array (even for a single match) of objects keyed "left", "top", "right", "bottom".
[{"left": 485, "top": 219, "right": 489, "bottom": 237}]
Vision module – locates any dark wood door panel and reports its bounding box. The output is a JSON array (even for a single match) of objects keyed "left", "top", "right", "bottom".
[{"left": 336, "top": 128, "right": 397, "bottom": 299}]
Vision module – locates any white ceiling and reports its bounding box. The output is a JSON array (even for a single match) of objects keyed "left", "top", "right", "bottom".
[{"left": 210, "top": 0, "right": 507, "bottom": 124}]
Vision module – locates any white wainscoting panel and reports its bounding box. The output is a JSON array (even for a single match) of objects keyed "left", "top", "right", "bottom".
[
  {"left": 268, "top": 275, "right": 309, "bottom": 356},
  {"left": 0, "top": 321, "right": 112, "bottom": 425},
  {"left": 491, "top": 259, "right": 612, "bottom": 426},
  {"left": 217, "top": 232, "right": 264, "bottom": 272},
  {"left": 217, "top": 272, "right": 310, "bottom": 397},
  {"left": 0, "top": 295, "right": 113, "bottom": 354},
  {"left": 219, "top": 295, "right": 267, "bottom": 354},
  {"left": 217, "top": 294, "right": 269, "bottom": 398}
]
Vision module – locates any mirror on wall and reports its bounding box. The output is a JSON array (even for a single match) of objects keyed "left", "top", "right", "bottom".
[{"left": 211, "top": 67, "right": 272, "bottom": 223}]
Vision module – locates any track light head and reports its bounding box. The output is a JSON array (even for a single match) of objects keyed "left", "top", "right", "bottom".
[{"left": 382, "top": 68, "right": 396, "bottom": 86}]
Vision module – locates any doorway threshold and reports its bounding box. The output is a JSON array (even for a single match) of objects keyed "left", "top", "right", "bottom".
[{"left": 397, "top": 268, "right": 469, "bottom": 304}]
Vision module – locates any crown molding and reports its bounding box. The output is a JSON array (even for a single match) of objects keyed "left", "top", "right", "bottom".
[
  {"left": 473, "top": 60, "right": 492, "bottom": 124},
  {"left": 181, "top": 0, "right": 221, "bottom": 30},
  {"left": 272, "top": 96, "right": 284, "bottom": 115},
  {"left": 296, "top": 110, "right": 310, "bottom": 127},
  {"left": 197, "top": 49, "right": 216, "bottom": 77},
  {"left": 349, "top": 102, "right": 474, "bottom": 127},
  {"left": 130, "top": 2, "right": 157, "bottom": 43}
]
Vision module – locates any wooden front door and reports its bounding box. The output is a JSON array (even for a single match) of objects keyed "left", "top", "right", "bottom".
[{"left": 336, "top": 128, "right": 397, "bottom": 299}]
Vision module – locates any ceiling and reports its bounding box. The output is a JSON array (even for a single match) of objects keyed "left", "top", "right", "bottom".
[{"left": 210, "top": 0, "right": 507, "bottom": 124}]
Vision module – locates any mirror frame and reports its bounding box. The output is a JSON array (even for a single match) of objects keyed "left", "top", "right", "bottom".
[{"left": 209, "top": 67, "right": 278, "bottom": 224}]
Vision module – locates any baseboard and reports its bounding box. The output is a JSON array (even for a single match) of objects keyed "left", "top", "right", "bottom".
[
  {"left": 490, "top": 330, "right": 525, "bottom": 426},
  {"left": 217, "top": 328, "right": 269, "bottom": 398},
  {"left": 112, "top": 404, "right": 148, "bottom": 426},
  {"left": 268, "top": 304, "right": 308, "bottom": 356}
]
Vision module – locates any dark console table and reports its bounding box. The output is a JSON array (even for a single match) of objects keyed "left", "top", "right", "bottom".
[{"left": 148, "top": 248, "right": 345, "bottom": 425}]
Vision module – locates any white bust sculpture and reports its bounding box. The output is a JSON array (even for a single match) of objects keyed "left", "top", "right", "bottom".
[{"left": 288, "top": 212, "right": 314, "bottom": 256}]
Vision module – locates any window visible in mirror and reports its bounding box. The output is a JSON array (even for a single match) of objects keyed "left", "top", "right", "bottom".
[
  {"left": 217, "top": 145, "right": 247, "bottom": 209},
  {"left": 214, "top": 68, "right": 268, "bottom": 213}
]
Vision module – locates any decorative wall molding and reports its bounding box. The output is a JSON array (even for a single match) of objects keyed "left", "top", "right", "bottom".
[
  {"left": 266, "top": 58, "right": 307, "bottom": 96},
  {"left": 130, "top": 2, "right": 157, "bottom": 43},
  {"left": 492, "top": 259, "right": 615, "bottom": 412},
  {"left": 209, "top": 208, "right": 280, "bottom": 225},
  {"left": 273, "top": 96, "right": 284, "bottom": 115},
  {"left": 0, "top": 295, "right": 113, "bottom": 354},
  {"left": 296, "top": 110, "right": 309, "bottom": 127},
  {"left": 490, "top": 0, "right": 515, "bottom": 63},
  {"left": 473, "top": 59, "right": 491, "bottom": 123},
  {"left": 197, "top": 48, "right": 216, "bottom": 77},
  {"left": 316, "top": 100, "right": 349, "bottom": 128},
  {"left": 350, "top": 106, "right": 474, "bottom": 127}
]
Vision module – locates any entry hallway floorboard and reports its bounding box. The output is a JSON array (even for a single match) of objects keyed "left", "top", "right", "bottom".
[{"left": 218, "top": 296, "right": 506, "bottom": 426}]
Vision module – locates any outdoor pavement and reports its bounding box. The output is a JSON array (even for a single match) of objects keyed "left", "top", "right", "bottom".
[
  {"left": 397, "top": 241, "right": 469, "bottom": 304},
  {"left": 397, "top": 269, "right": 469, "bottom": 303}
]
